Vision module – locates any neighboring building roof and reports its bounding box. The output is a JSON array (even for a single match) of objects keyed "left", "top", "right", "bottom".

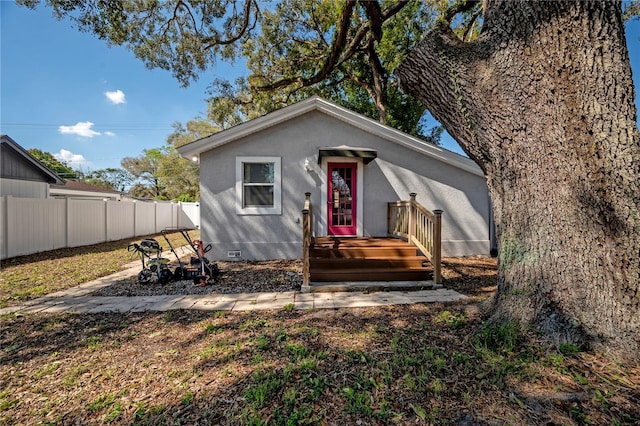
[
  {"left": 0, "top": 135, "right": 66, "bottom": 184},
  {"left": 51, "top": 179, "right": 122, "bottom": 193},
  {"left": 177, "top": 96, "right": 483, "bottom": 177},
  {"left": 49, "top": 179, "right": 123, "bottom": 200}
]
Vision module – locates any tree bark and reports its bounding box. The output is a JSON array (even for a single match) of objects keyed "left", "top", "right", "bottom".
[{"left": 398, "top": 0, "right": 640, "bottom": 359}]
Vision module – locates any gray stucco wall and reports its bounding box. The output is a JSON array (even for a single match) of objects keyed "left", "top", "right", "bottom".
[{"left": 199, "top": 110, "right": 491, "bottom": 260}]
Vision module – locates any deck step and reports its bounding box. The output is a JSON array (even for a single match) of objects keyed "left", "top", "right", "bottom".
[
  {"left": 310, "top": 246, "right": 419, "bottom": 258},
  {"left": 310, "top": 268, "right": 431, "bottom": 282},
  {"left": 309, "top": 281, "right": 439, "bottom": 293},
  {"left": 312, "top": 237, "right": 415, "bottom": 247},
  {"left": 310, "top": 256, "right": 428, "bottom": 270},
  {"left": 308, "top": 237, "right": 432, "bottom": 283}
]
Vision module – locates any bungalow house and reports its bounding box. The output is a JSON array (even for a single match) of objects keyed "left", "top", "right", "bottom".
[
  {"left": 1, "top": 134, "right": 65, "bottom": 198},
  {"left": 178, "top": 97, "right": 493, "bottom": 285}
]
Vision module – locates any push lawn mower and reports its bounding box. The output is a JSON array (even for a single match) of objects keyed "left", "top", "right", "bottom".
[
  {"left": 127, "top": 238, "right": 173, "bottom": 284},
  {"left": 161, "top": 227, "right": 220, "bottom": 286}
]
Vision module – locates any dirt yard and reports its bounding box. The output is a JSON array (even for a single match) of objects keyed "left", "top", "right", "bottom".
[{"left": 1, "top": 246, "right": 638, "bottom": 425}]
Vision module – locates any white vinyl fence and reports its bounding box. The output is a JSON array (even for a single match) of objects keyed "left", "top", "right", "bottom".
[{"left": 0, "top": 196, "right": 200, "bottom": 260}]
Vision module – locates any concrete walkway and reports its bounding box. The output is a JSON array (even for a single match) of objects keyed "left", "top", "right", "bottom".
[{"left": 0, "top": 264, "right": 467, "bottom": 315}]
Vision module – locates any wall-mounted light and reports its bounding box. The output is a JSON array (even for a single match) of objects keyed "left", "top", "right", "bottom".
[
  {"left": 191, "top": 155, "right": 199, "bottom": 164},
  {"left": 304, "top": 158, "right": 313, "bottom": 171}
]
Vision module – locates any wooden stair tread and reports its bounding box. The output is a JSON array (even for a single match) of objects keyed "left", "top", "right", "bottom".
[
  {"left": 312, "top": 238, "right": 413, "bottom": 247},
  {"left": 310, "top": 247, "right": 419, "bottom": 257},
  {"left": 311, "top": 258, "right": 429, "bottom": 269},
  {"left": 311, "top": 266, "right": 429, "bottom": 271},
  {"left": 310, "top": 255, "right": 421, "bottom": 261},
  {"left": 310, "top": 269, "right": 432, "bottom": 282},
  {"left": 310, "top": 255, "right": 427, "bottom": 262},
  {"left": 308, "top": 237, "right": 433, "bottom": 282}
]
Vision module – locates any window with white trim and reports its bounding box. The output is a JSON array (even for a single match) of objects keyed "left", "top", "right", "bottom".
[{"left": 236, "top": 156, "right": 282, "bottom": 215}]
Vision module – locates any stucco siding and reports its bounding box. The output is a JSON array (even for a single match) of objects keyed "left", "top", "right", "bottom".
[
  {"left": 200, "top": 114, "right": 322, "bottom": 260},
  {"left": 199, "top": 109, "right": 490, "bottom": 260}
]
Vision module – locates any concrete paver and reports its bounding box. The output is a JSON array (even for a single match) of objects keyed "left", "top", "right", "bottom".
[
  {"left": 0, "top": 271, "right": 468, "bottom": 316},
  {"left": 192, "top": 299, "right": 237, "bottom": 311}
]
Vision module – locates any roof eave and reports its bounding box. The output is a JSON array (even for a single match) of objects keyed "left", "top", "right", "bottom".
[
  {"left": 1, "top": 135, "right": 66, "bottom": 184},
  {"left": 176, "top": 97, "right": 484, "bottom": 178}
]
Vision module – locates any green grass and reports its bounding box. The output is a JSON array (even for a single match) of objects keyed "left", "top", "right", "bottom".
[
  {"left": 0, "top": 230, "right": 199, "bottom": 308},
  {"left": 1, "top": 307, "right": 638, "bottom": 425},
  {"left": 0, "top": 248, "right": 636, "bottom": 425}
]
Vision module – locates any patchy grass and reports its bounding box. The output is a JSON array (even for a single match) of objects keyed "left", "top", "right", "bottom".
[
  {"left": 0, "top": 230, "right": 199, "bottom": 308},
  {"left": 0, "top": 246, "right": 637, "bottom": 424},
  {"left": 1, "top": 307, "right": 638, "bottom": 425}
]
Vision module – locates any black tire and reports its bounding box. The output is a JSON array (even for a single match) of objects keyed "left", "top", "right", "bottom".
[
  {"left": 137, "top": 269, "right": 152, "bottom": 284},
  {"left": 158, "top": 268, "right": 172, "bottom": 284},
  {"left": 208, "top": 263, "right": 220, "bottom": 278},
  {"left": 173, "top": 267, "right": 185, "bottom": 281}
]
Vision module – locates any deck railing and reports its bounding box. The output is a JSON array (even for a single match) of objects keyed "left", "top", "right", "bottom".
[
  {"left": 388, "top": 193, "right": 442, "bottom": 284},
  {"left": 301, "top": 192, "right": 312, "bottom": 291}
]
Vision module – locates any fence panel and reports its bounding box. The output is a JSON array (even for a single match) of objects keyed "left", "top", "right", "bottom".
[
  {"left": 67, "top": 199, "right": 107, "bottom": 247},
  {"left": 155, "top": 202, "right": 175, "bottom": 232},
  {"left": 178, "top": 202, "right": 200, "bottom": 228},
  {"left": 134, "top": 202, "right": 156, "bottom": 236},
  {"left": 5, "top": 196, "right": 66, "bottom": 258},
  {"left": 1, "top": 197, "right": 197, "bottom": 259},
  {"left": 107, "top": 201, "right": 134, "bottom": 241}
]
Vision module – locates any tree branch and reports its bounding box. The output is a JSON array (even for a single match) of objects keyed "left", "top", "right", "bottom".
[
  {"left": 444, "top": 0, "right": 481, "bottom": 24},
  {"left": 200, "top": 0, "right": 259, "bottom": 49},
  {"left": 254, "top": 0, "right": 409, "bottom": 92}
]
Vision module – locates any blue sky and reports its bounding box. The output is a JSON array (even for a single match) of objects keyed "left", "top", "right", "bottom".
[{"left": 1, "top": 2, "right": 639, "bottom": 173}]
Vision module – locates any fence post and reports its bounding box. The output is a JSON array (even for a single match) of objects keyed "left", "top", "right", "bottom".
[
  {"left": 408, "top": 193, "right": 416, "bottom": 244},
  {"left": 433, "top": 209, "right": 443, "bottom": 285},
  {"left": 133, "top": 201, "right": 137, "bottom": 236},
  {"left": 104, "top": 199, "right": 109, "bottom": 242},
  {"left": 172, "top": 202, "right": 177, "bottom": 228},
  {"left": 65, "top": 197, "right": 71, "bottom": 248},
  {"left": 154, "top": 201, "right": 158, "bottom": 234}
]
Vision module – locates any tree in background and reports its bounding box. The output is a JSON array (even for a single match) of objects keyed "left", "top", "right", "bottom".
[
  {"left": 398, "top": 0, "right": 640, "bottom": 358},
  {"left": 162, "top": 118, "right": 223, "bottom": 201},
  {"left": 83, "top": 168, "right": 133, "bottom": 192},
  {"left": 28, "top": 148, "right": 135, "bottom": 192},
  {"left": 121, "top": 148, "right": 166, "bottom": 199},
  {"left": 27, "top": 148, "right": 79, "bottom": 179},
  {"left": 121, "top": 136, "right": 203, "bottom": 201}
]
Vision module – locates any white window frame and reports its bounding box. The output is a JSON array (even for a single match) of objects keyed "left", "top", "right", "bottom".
[{"left": 235, "top": 156, "right": 282, "bottom": 215}]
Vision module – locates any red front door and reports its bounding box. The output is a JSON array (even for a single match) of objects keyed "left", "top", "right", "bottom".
[{"left": 328, "top": 163, "right": 357, "bottom": 236}]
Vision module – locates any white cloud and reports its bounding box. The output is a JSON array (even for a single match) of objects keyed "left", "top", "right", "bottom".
[
  {"left": 54, "top": 149, "right": 87, "bottom": 166},
  {"left": 58, "top": 121, "right": 100, "bottom": 138},
  {"left": 104, "top": 131, "right": 116, "bottom": 137},
  {"left": 105, "top": 89, "right": 126, "bottom": 104}
]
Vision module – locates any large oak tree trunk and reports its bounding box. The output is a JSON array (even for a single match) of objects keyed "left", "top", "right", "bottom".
[{"left": 398, "top": 0, "right": 640, "bottom": 359}]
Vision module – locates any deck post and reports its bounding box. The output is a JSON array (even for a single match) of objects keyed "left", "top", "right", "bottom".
[
  {"left": 433, "top": 209, "right": 443, "bottom": 284},
  {"left": 408, "top": 193, "right": 417, "bottom": 244},
  {"left": 301, "top": 192, "right": 312, "bottom": 292}
]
